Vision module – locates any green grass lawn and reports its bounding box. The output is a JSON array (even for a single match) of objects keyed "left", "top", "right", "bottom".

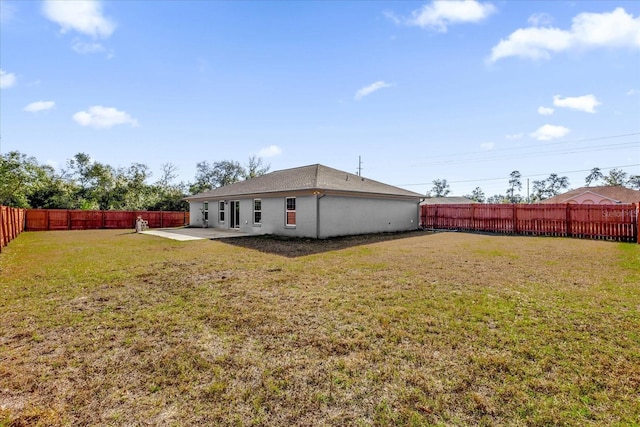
[{"left": 1, "top": 230, "right": 639, "bottom": 426}]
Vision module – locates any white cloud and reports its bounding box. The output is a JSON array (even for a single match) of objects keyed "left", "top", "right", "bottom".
[
  {"left": 72, "top": 40, "right": 105, "bottom": 54},
  {"left": 24, "top": 101, "right": 55, "bottom": 112},
  {"left": 257, "top": 145, "right": 282, "bottom": 158},
  {"left": 73, "top": 106, "right": 138, "bottom": 129},
  {"left": 0, "top": 69, "right": 16, "bottom": 89},
  {"left": 530, "top": 124, "right": 570, "bottom": 141},
  {"left": 626, "top": 89, "right": 639, "bottom": 96},
  {"left": 406, "top": 0, "right": 496, "bottom": 32},
  {"left": 480, "top": 142, "right": 495, "bottom": 151},
  {"left": 505, "top": 132, "right": 524, "bottom": 140},
  {"left": 489, "top": 7, "right": 640, "bottom": 62},
  {"left": 42, "top": 0, "right": 116, "bottom": 38},
  {"left": 553, "top": 94, "right": 600, "bottom": 113},
  {"left": 528, "top": 12, "right": 553, "bottom": 27},
  {"left": 354, "top": 81, "right": 393, "bottom": 101},
  {"left": 537, "top": 106, "right": 554, "bottom": 115}
]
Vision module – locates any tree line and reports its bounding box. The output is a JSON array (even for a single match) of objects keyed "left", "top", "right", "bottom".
[
  {"left": 0, "top": 151, "right": 270, "bottom": 210},
  {"left": 428, "top": 167, "right": 640, "bottom": 203}
]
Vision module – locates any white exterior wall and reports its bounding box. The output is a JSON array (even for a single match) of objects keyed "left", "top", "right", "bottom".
[
  {"left": 189, "top": 201, "right": 207, "bottom": 227},
  {"left": 257, "top": 196, "right": 317, "bottom": 238},
  {"left": 189, "top": 194, "right": 419, "bottom": 238},
  {"left": 189, "top": 196, "right": 318, "bottom": 237},
  {"left": 317, "top": 195, "right": 419, "bottom": 238}
]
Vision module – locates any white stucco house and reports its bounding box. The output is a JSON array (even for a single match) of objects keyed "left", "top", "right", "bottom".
[{"left": 185, "top": 164, "right": 423, "bottom": 238}]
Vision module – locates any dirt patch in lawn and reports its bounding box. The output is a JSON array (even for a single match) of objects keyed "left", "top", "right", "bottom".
[
  {"left": 1, "top": 230, "right": 638, "bottom": 426},
  {"left": 220, "top": 230, "right": 429, "bottom": 257}
]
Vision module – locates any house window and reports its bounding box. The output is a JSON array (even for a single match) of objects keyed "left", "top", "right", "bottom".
[
  {"left": 285, "top": 197, "right": 296, "bottom": 226},
  {"left": 253, "top": 199, "right": 262, "bottom": 225},
  {"left": 203, "top": 202, "right": 209, "bottom": 221},
  {"left": 218, "top": 201, "right": 225, "bottom": 223}
]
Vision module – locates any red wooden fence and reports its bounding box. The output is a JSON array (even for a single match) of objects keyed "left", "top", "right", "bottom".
[
  {"left": 0, "top": 206, "right": 26, "bottom": 252},
  {"left": 420, "top": 203, "right": 638, "bottom": 243},
  {"left": 25, "top": 210, "right": 190, "bottom": 231}
]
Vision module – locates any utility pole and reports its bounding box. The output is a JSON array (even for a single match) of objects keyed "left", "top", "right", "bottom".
[{"left": 357, "top": 156, "right": 363, "bottom": 177}]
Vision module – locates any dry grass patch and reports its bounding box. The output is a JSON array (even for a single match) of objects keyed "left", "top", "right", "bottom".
[{"left": 1, "top": 230, "right": 639, "bottom": 426}]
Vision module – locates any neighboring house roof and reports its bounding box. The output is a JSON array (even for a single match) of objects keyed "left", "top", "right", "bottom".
[
  {"left": 186, "top": 164, "right": 423, "bottom": 201},
  {"left": 539, "top": 185, "right": 640, "bottom": 204},
  {"left": 421, "top": 196, "right": 476, "bottom": 205}
]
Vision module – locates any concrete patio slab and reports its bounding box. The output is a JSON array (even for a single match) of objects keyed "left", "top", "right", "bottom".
[{"left": 140, "top": 227, "right": 248, "bottom": 241}]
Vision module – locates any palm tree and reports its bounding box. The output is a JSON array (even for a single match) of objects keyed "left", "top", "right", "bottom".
[{"left": 585, "top": 167, "right": 603, "bottom": 186}]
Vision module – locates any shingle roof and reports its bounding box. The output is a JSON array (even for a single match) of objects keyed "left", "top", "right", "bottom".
[
  {"left": 187, "top": 164, "right": 423, "bottom": 200},
  {"left": 539, "top": 185, "right": 640, "bottom": 204}
]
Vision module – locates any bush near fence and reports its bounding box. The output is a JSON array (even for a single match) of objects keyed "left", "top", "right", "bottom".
[
  {"left": 25, "top": 209, "right": 190, "bottom": 231},
  {"left": 420, "top": 203, "right": 639, "bottom": 243},
  {"left": 0, "top": 206, "right": 27, "bottom": 252}
]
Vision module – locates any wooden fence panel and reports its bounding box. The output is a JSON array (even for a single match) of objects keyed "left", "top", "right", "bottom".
[
  {"left": 103, "top": 211, "right": 136, "bottom": 229},
  {"left": 421, "top": 203, "right": 638, "bottom": 243},
  {"left": 24, "top": 210, "right": 189, "bottom": 231},
  {"left": 0, "top": 205, "right": 26, "bottom": 252},
  {"left": 70, "top": 210, "right": 103, "bottom": 230}
]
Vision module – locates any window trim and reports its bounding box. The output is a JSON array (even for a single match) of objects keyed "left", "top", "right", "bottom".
[
  {"left": 202, "top": 201, "right": 209, "bottom": 221},
  {"left": 218, "top": 201, "right": 225, "bottom": 223},
  {"left": 285, "top": 197, "right": 296, "bottom": 227},
  {"left": 253, "top": 199, "right": 262, "bottom": 225}
]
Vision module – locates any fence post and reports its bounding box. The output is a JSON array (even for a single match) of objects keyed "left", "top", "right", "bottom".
[
  {"left": 470, "top": 203, "right": 475, "bottom": 230},
  {"left": 566, "top": 204, "right": 572, "bottom": 238},
  {"left": 0, "top": 206, "right": 4, "bottom": 253},
  {"left": 513, "top": 204, "right": 518, "bottom": 235},
  {"left": 632, "top": 202, "right": 640, "bottom": 245}
]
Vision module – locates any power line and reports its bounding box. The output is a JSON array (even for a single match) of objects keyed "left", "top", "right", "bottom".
[
  {"left": 396, "top": 163, "right": 640, "bottom": 187},
  {"left": 409, "top": 132, "right": 640, "bottom": 164},
  {"left": 410, "top": 140, "right": 639, "bottom": 167}
]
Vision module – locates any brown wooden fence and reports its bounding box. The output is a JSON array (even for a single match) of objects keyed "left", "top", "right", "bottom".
[
  {"left": 25, "top": 210, "right": 190, "bottom": 231},
  {"left": 420, "top": 203, "right": 639, "bottom": 243},
  {"left": 0, "top": 206, "right": 27, "bottom": 252}
]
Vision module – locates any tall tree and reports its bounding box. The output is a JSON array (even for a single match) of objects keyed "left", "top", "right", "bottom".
[
  {"left": 214, "top": 160, "right": 244, "bottom": 186},
  {"left": 603, "top": 168, "right": 628, "bottom": 186},
  {"left": 190, "top": 160, "right": 246, "bottom": 194},
  {"left": 464, "top": 187, "right": 485, "bottom": 203},
  {"left": 158, "top": 163, "right": 179, "bottom": 188},
  {"left": 531, "top": 174, "right": 570, "bottom": 201},
  {"left": 429, "top": 179, "right": 451, "bottom": 197},
  {"left": 486, "top": 194, "right": 507, "bottom": 204},
  {"left": 546, "top": 173, "right": 570, "bottom": 196},
  {"left": 0, "top": 151, "right": 50, "bottom": 207},
  {"left": 628, "top": 175, "right": 640, "bottom": 190},
  {"left": 585, "top": 167, "right": 603, "bottom": 186},
  {"left": 506, "top": 170, "right": 522, "bottom": 203},
  {"left": 244, "top": 155, "right": 270, "bottom": 180}
]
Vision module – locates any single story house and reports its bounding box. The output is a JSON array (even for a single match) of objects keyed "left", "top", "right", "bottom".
[
  {"left": 185, "top": 164, "right": 423, "bottom": 238},
  {"left": 539, "top": 185, "right": 640, "bottom": 205}
]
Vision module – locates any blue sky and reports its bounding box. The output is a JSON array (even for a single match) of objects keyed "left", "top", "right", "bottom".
[{"left": 1, "top": 0, "right": 639, "bottom": 197}]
